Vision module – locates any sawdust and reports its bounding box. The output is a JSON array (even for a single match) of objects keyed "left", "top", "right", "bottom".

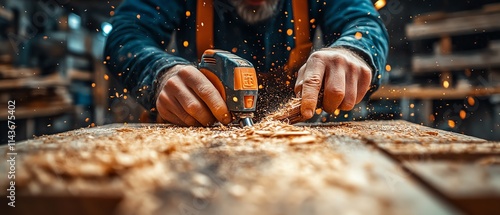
[
  {"left": 0, "top": 121, "right": 339, "bottom": 212},
  {"left": 0, "top": 120, "right": 484, "bottom": 215},
  {"left": 263, "top": 98, "right": 302, "bottom": 124}
]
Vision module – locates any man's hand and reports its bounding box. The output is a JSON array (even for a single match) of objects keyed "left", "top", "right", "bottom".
[
  {"left": 156, "top": 65, "right": 232, "bottom": 126},
  {"left": 294, "top": 48, "right": 372, "bottom": 120}
]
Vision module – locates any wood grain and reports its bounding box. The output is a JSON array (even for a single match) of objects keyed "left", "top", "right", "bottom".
[{"left": 1, "top": 120, "right": 496, "bottom": 215}]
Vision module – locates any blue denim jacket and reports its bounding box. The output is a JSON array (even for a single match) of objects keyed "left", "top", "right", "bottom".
[{"left": 104, "top": 0, "right": 389, "bottom": 111}]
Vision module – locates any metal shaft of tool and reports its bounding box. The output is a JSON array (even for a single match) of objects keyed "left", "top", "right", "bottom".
[{"left": 239, "top": 117, "right": 254, "bottom": 127}]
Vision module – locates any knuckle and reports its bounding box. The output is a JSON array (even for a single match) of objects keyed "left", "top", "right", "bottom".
[
  {"left": 333, "top": 54, "right": 346, "bottom": 64},
  {"left": 177, "top": 68, "right": 189, "bottom": 77},
  {"left": 309, "top": 52, "right": 322, "bottom": 59},
  {"left": 361, "top": 65, "right": 371, "bottom": 73},
  {"left": 360, "top": 67, "right": 372, "bottom": 78},
  {"left": 347, "top": 63, "right": 357, "bottom": 71},
  {"left": 213, "top": 104, "right": 228, "bottom": 116},
  {"left": 177, "top": 67, "right": 195, "bottom": 79},
  {"left": 298, "top": 64, "right": 306, "bottom": 72},
  {"left": 184, "top": 101, "right": 201, "bottom": 114},
  {"left": 164, "top": 78, "right": 180, "bottom": 90},
  {"left": 303, "top": 74, "right": 322, "bottom": 87},
  {"left": 308, "top": 53, "right": 326, "bottom": 65},
  {"left": 197, "top": 84, "right": 217, "bottom": 99},
  {"left": 329, "top": 88, "right": 345, "bottom": 99}
]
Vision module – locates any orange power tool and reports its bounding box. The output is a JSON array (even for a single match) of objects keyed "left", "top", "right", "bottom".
[{"left": 199, "top": 49, "right": 259, "bottom": 127}]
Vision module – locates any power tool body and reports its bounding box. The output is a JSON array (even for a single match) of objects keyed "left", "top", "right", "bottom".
[{"left": 199, "top": 49, "right": 258, "bottom": 127}]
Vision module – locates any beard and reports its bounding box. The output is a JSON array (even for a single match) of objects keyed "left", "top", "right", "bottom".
[{"left": 228, "top": 0, "right": 280, "bottom": 24}]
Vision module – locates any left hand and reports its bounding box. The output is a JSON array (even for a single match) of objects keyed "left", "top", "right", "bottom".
[{"left": 294, "top": 48, "right": 372, "bottom": 120}]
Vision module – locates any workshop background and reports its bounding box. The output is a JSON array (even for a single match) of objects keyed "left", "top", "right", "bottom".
[{"left": 0, "top": 0, "right": 499, "bottom": 143}]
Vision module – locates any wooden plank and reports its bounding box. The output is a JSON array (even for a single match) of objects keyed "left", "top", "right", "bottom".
[
  {"left": 403, "top": 161, "right": 500, "bottom": 215},
  {"left": 0, "top": 103, "right": 74, "bottom": 119},
  {"left": 406, "top": 12, "right": 500, "bottom": 40},
  {"left": 413, "top": 11, "right": 447, "bottom": 24},
  {"left": 371, "top": 85, "right": 500, "bottom": 100},
  {"left": 413, "top": 3, "right": 500, "bottom": 24},
  {"left": 0, "top": 121, "right": 458, "bottom": 215},
  {"left": 377, "top": 142, "right": 500, "bottom": 161},
  {"left": 483, "top": 3, "right": 500, "bottom": 13},
  {"left": 412, "top": 48, "right": 500, "bottom": 73},
  {"left": 0, "top": 73, "right": 68, "bottom": 90},
  {"left": 68, "top": 68, "right": 93, "bottom": 81},
  {"left": 362, "top": 123, "right": 500, "bottom": 215},
  {"left": 0, "top": 65, "right": 39, "bottom": 79},
  {"left": 297, "top": 120, "right": 485, "bottom": 145}
]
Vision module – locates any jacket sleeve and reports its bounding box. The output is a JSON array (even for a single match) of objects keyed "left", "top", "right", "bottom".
[
  {"left": 104, "top": 0, "right": 191, "bottom": 111},
  {"left": 319, "top": 0, "right": 389, "bottom": 96}
]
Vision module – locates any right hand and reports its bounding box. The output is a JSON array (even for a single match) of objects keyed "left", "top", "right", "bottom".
[{"left": 155, "top": 65, "right": 232, "bottom": 126}]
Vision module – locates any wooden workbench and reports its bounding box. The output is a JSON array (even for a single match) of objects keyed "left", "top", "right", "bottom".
[{"left": 1, "top": 120, "right": 499, "bottom": 215}]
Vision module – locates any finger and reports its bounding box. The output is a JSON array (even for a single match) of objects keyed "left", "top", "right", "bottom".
[
  {"left": 322, "top": 65, "right": 345, "bottom": 113},
  {"left": 158, "top": 107, "right": 187, "bottom": 126},
  {"left": 161, "top": 78, "right": 201, "bottom": 126},
  {"left": 300, "top": 56, "right": 326, "bottom": 119},
  {"left": 338, "top": 67, "right": 358, "bottom": 111},
  {"left": 355, "top": 68, "right": 372, "bottom": 104},
  {"left": 294, "top": 64, "right": 306, "bottom": 96},
  {"left": 156, "top": 91, "right": 188, "bottom": 126},
  {"left": 175, "top": 86, "right": 217, "bottom": 126},
  {"left": 179, "top": 67, "right": 232, "bottom": 124},
  {"left": 173, "top": 96, "right": 202, "bottom": 126}
]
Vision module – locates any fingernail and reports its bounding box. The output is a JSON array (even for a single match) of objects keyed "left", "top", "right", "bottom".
[{"left": 305, "top": 109, "right": 313, "bottom": 119}]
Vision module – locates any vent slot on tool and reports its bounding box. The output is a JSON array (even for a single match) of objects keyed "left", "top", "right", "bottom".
[{"left": 203, "top": 57, "right": 216, "bottom": 64}]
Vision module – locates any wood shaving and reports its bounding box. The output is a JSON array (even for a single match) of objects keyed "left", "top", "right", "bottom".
[{"left": 264, "top": 98, "right": 302, "bottom": 124}]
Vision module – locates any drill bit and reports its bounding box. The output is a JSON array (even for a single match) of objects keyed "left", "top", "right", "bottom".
[
  {"left": 236, "top": 112, "right": 255, "bottom": 127},
  {"left": 240, "top": 117, "right": 254, "bottom": 127}
]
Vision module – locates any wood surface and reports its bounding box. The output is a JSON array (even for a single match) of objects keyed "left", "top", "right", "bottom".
[
  {"left": 371, "top": 85, "right": 500, "bottom": 100},
  {"left": 366, "top": 124, "right": 500, "bottom": 215},
  {"left": 0, "top": 73, "right": 68, "bottom": 90},
  {"left": 1, "top": 120, "right": 498, "bottom": 215},
  {"left": 406, "top": 10, "right": 500, "bottom": 40},
  {"left": 412, "top": 43, "right": 500, "bottom": 73}
]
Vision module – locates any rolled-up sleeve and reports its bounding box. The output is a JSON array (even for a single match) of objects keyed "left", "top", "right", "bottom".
[
  {"left": 104, "top": 0, "right": 191, "bottom": 111},
  {"left": 320, "top": 0, "right": 389, "bottom": 96}
]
